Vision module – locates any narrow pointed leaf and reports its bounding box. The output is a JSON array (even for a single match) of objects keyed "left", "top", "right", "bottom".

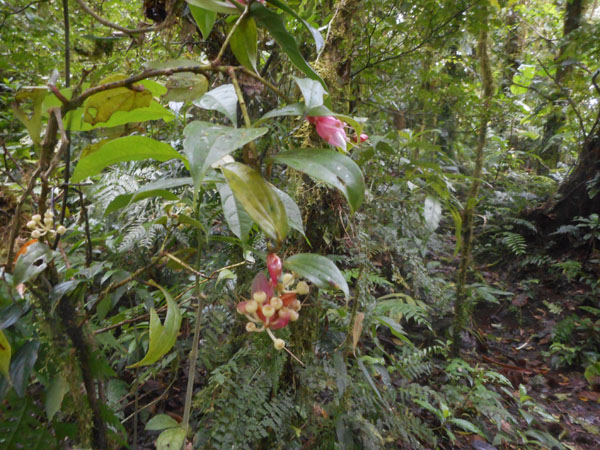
[
  {"left": 45, "top": 373, "right": 69, "bottom": 420},
  {"left": 230, "top": 16, "right": 258, "bottom": 72},
  {"left": 183, "top": 121, "right": 267, "bottom": 192},
  {"left": 270, "top": 184, "right": 305, "bottom": 236},
  {"left": 255, "top": 103, "right": 305, "bottom": 125},
  {"left": 284, "top": 253, "right": 349, "bottom": 298},
  {"left": 105, "top": 178, "right": 192, "bottom": 215},
  {"left": 274, "top": 149, "right": 365, "bottom": 213},
  {"left": 221, "top": 162, "right": 288, "bottom": 243},
  {"left": 266, "top": 0, "right": 324, "bottom": 52},
  {"left": 189, "top": 5, "right": 217, "bottom": 39},
  {"left": 251, "top": 3, "right": 325, "bottom": 88},
  {"left": 72, "top": 136, "right": 185, "bottom": 183},
  {"left": 217, "top": 183, "right": 253, "bottom": 242},
  {"left": 127, "top": 282, "right": 182, "bottom": 368}
]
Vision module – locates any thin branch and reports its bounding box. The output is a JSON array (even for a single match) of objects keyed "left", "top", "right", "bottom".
[
  {"left": 214, "top": 2, "right": 252, "bottom": 64},
  {"left": 74, "top": 0, "right": 175, "bottom": 35},
  {"left": 0, "top": 0, "right": 46, "bottom": 28},
  {"left": 229, "top": 67, "right": 258, "bottom": 166}
]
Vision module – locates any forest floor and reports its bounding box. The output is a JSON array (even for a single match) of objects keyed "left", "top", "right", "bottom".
[{"left": 469, "top": 257, "right": 600, "bottom": 449}]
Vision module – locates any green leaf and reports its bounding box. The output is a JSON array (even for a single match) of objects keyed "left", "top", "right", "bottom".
[
  {"left": 584, "top": 362, "right": 600, "bottom": 386},
  {"left": 270, "top": 184, "right": 305, "bottom": 236},
  {"left": 146, "top": 414, "right": 179, "bottom": 431},
  {"left": 10, "top": 341, "right": 39, "bottom": 397},
  {"left": 250, "top": 2, "right": 325, "bottom": 88},
  {"left": 193, "top": 84, "right": 238, "bottom": 127},
  {"left": 230, "top": 16, "right": 258, "bottom": 72},
  {"left": 265, "top": 0, "right": 324, "bottom": 53},
  {"left": 183, "top": 121, "right": 267, "bottom": 192},
  {"left": 83, "top": 74, "right": 152, "bottom": 125},
  {"left": 45, "top": 373, "right": 69, "bottom": 420},
  {"left": 0, "top": 304, "right": 24, "bottom": 330},
  {"left": 294, "top": 77, "right": 326, "bottom": 110},
  {"left": 221, "top": 162, "right": 288, "bottom": 243},
  {"left": 274, "top": 149, "right": 365, "bottom": 213},
  {"left": 105, "top": 178, "right": 192, "bottom": 215},
  {"left": 186, "top": 0, "right": 238, "bottom": 14},
  {"left": 11, "top": 86, "right": 47, "bottom": 147},
  {"left": 163, "top": 73, "right": 208, "bottom": 102},
  {"left": 448, "top": 418, "right": 486, "bottom": 437},
  {"left": 255, "top": 102, "right": 305, "bottom": 125},
  {"left": 189, "top": 5, "right": 217, "bottom": 39},
  {"left": 284, "top": 253, "right": 349, "bottom": 298},
  {"left": 127, "top": 282, "right": 182, "bottom": 368},
  {"left": 217, "top": 183, "right": 254, "bottom": 242},
  {"left": 71, "top": 136, "right": 185, "bottom": 183},
  {"left": 156, "top": 426, "right": 186, "bottom": 450},
  {"left": 68, "top": 101, "right": 175, "bottom": 131},
  {"left": 0, "top": 330, "right": 11, "bottom": 381},
  {"left": 13, "top": 242, "right": 53, "bottom": 286}
]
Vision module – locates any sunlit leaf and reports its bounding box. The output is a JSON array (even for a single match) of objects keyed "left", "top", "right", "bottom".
[
  {"left": 185, "top": 0, "right": 238, "bottom": 14},
  {"left": 72, "top": 136, "right": 185, "bottom": 183},
  {"left": 45, "top": 372, "right": 68, "bottom": 420},
  {"left": 217, "top": 183, "right": 253, "bottom": 242},
  {"left": 156, "top": 426, "right": 186, "bottom": 450},
  {"left": 83, "top": 74, "right": 152, "bottom": 125},
  {"left": 146, "top": 414, "right": 179, "bottom": 431},
  {"left": 105, "top": 178, "right": 192, "bottom": 215},
  {"left": 0, "top": 330, "right": 11, "bottom": 381}
]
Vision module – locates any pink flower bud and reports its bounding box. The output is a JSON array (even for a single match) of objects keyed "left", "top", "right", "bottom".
[
  {"left": 307, "top": 116, "right": 347, "bottom": 151},
  {"left": 354, "top": 133, "right": 368, "bottom": 143},
  {"left": 266, "top": 253, "right": 282, "bottom": 285}
]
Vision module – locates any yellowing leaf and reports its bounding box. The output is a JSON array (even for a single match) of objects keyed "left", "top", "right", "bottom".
[
  {"left": 0, "top": 329, "right": 11, "bottom": 381},
  {"left": 84, "top": 74, "right": 152, "bottom": 125}
]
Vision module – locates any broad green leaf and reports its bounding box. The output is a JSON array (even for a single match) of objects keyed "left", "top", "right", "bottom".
[
  {"left": 584, "top": 362, "right": 600, "bottom": 386},
  {"left": 72, "top": 136, "right": 185, "bottom": 183},
  {"left": 183, "top": 121, "right": 268, "bottom": 192},
  {"left": 186, "top": 0, "right": 238, "bottom": 14},
  {"left": 11, "top": 86, "right": 47, "bottom": 146},
  {"left": 266, "top": 0, "right": 324, "bottom": 52},
  {"left": 156, "top": 426, "right": 186, "bottom": 450},
  {"left": 139, "top": 79, "right": 168, "bottom": 97},
  {"left": 274, "top": 149, "right": 365, "bottom": 213},
  {"left": 294, "top": 77, "right": 326, "bottom": 110},
  {"left": 0, "top": 330, "right": 11, "bottom": 381},
  {"left": 127, "top": 282, "right": 182, "bottom": 368},
  {"left": 448, "top": 418, "right": 486, "bottom": 437},
  {"left": 270, "top": 184, "right": 305, "bottom": 236},
  {"left": 284, "top": 253, "right": 349, "bottom": 298},
  {"left": 177, "top": 214, "right": 208, "bottom": 235},
  {"left": 255, "top": 102, "right": 305, "bottom": 125},
  {"left": 190, "top": 5, "right": 217, "bottom": 39},
  {"left": 251, "top": 3, "right": 326, "bottom": 88},
  {"left": 217, "top": 183, "right": 253, "bottom": 242},
  {"left": 423, "top": 197, "right": 442, "bottom": 231},
  {"left": 83, "top": 74, "right": 152, "bottom": 125},
  {"left": 163, "top": 73, "right": 208, "bottom": 102},
  {"left": 105, "top": 178, "right": 192, "bottom": 215},
  {"left": 221, "top": 162, "right": 288, "bottom": 243},
  {"left": 357, "top": 357, "right": 384, "bottom": 402},
  {"left": 13, "top": 242, "right": 53, "bottom": 286},
  {"left": 45, "top": 373, "right": 69, "bottom": 420},
  {"left": 69, "top": 101, "right": 175, "bottom": 131},
  {"left": 230, "top": 17, "right": 258, "bottom": 72},
  {"left": 193, "top": 84, "right": 238, "bottom": 127},
  {"left": 146, "top": 414, "right": 179, "bottom": 431}
]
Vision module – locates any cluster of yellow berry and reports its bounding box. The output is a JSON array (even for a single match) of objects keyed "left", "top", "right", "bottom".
[
  {"left": 236, "top": 254, "right": 309, "bottom": 351},
  {"left": 26, "top": 211, "right": 66, "bottom": 239}
]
